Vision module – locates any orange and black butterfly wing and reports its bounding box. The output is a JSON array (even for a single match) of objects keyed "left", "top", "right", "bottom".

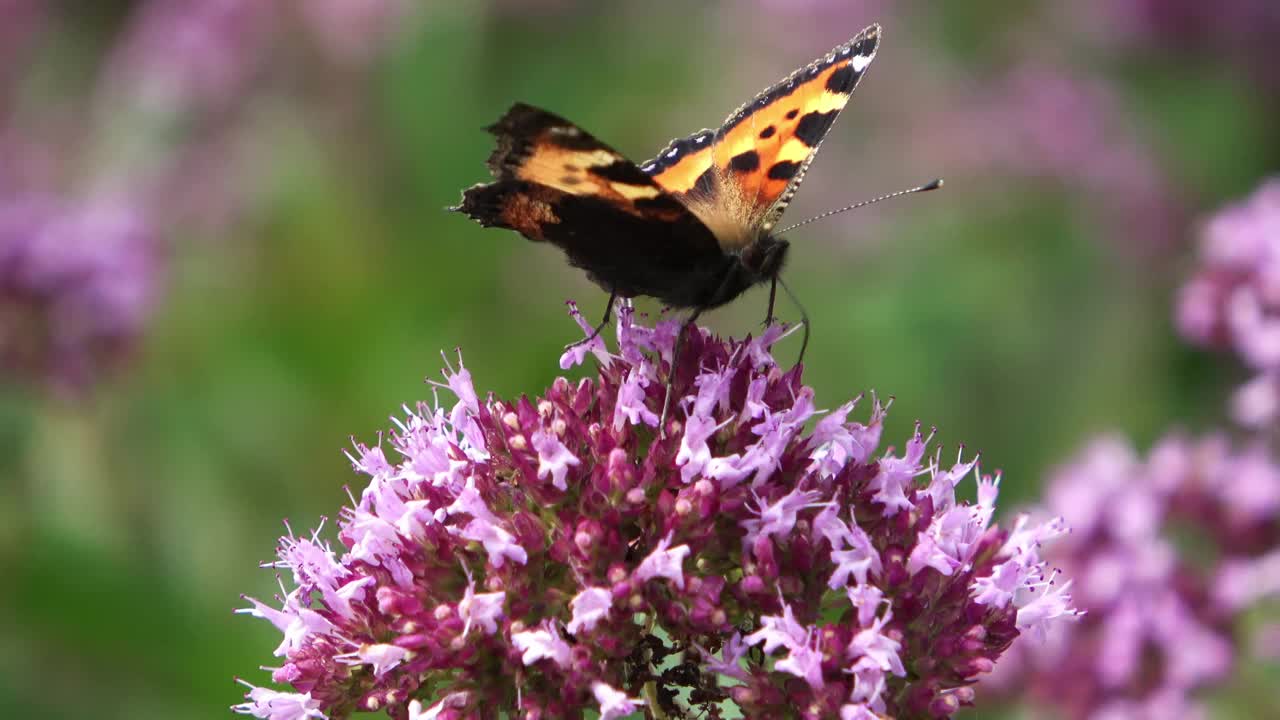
[
  {"left": 453, "top": 103, "right": 733, "bottom": 307},
  {"left": 642, "top": 25, "right": 881, "bottom": 247}
]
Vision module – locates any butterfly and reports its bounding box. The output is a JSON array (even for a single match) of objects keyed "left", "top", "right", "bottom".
[{"left": 453, "top": 24, "right": 884, "bottom": 362}]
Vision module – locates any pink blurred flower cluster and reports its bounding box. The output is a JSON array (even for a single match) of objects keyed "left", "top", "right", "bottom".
[
  {"left": 986, "top": 433, "right": 1280, "bottom": 718},
  {"left": 1178, "top": 178, "right": 1280, "bottom": 427},
  {"left": 0, "top": 0, "right": 411, "bottom": 391}
]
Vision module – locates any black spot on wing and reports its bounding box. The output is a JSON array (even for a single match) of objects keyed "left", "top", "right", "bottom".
[
  {"left": 589, "top": 160, "right": 653, "bottom": 185},
  {"left": 825, "top": 64, "right": 856, "bottom": 93},
  {"left": 794, "top": 110, "right": 838, "bottom": 147},
  {"left": 785, "top": 108, "right": 800, "bottom": 120},
  {"left": 729, "top": 150, "right": 760, "bottom": 173},
  {"left": 759, "top": 126, "right": 777, "bottom": 139},
  {"left": 767, "top": 161, "right": 800, "bottom": 180}
]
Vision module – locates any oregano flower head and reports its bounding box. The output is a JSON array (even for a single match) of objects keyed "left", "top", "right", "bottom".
[{"left": 234, "top": 305, "right": 1077, "bottom": 719}]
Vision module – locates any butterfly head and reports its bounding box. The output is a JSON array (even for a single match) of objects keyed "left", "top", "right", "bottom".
[
  {"left": 700, "top": 232, "right": 788, "bottom": 309},
  {"left": 739, "top": 233, "right": 789, "bottom": 281}
]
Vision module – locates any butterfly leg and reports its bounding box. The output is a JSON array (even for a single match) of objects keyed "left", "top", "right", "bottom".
[
  {"left": 659, "top": 306, "right": 706, "bottom": 433},
  {"left": 778, "top": 277, "right": 810, "bottom": 365},
  {"left": 762, "top": 276, "right": 780, "bottom": 327},
  {"left": 563, "top": 290, "right": 617, "bottom": 351}
]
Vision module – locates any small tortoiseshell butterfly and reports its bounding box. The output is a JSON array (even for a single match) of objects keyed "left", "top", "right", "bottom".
[{"left": 454, "top": 24, "right": 888, "bottom": 358}]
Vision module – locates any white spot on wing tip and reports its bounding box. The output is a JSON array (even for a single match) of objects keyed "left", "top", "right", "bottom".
[{"left": 851, "top": 54, "right": 872, "bottom": 72}]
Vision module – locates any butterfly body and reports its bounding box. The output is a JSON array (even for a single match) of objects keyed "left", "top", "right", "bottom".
[
  {"left": 459, "top": 172, "right": 779, "bottom": 310},
  {"left": 454, "top": 24, "right": 880, "bottom": 316}
]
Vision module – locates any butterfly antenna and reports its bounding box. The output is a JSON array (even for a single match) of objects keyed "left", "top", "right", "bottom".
[{"left": 775, "top": 178, "right": 943, "bottom": 236}]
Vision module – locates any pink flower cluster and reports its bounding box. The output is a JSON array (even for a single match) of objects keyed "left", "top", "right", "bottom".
[
  {"left": 1177, "top": 177, "right": 1280, "bottom": 426},
  {"left": 234, "top": 306, "right": 1077, "bottom": 719},
  {"left": 986, "top": 433, "right": 1280, "bottom": 718}
]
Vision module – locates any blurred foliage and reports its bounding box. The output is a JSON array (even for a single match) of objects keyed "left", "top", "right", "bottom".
[{"left": 1, "top": 1, "right": 1277, "bottom": 719}]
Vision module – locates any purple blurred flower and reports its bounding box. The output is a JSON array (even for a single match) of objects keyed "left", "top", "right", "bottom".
[
  {"left": 294, "top": 0, "right": 412, "bottom": 66},
  {"left": 986, "top": 433, "right": 1280, "bottom": 719},
  {"left": 1176, "top": 177, "right": 1280, "bottom": 426},
  {"left": 101, "top": 0, "right": 278, "bottom": 118},
  {"left": 754, "top": 0, "right": 894, "bottom": 30},
  {"left": 928, "top": 63, "right": 1179, "bottom": 252},
  {"left": 0, "top": 1, "right": 424, "bottom": 395},
  {"left": 0, "top": 194, "right": 159, "bottom": 389},
  {"left": 93, "top": 0, "right": 412, "bottom": 233},
  {"left": 0, "top": 0, "right": 45, "bottom": 104},
  {"left": 1093, "top": 0, "right": 1280, "bottom": 96},
  {"left": 234, "top": 306, "right": 1077, "bottom": 719},
  {"left": 486, "top": 0, "right": 582, "bottom": 19},
  {"left": 102, "top": 0, "right": 414, "bottom": 114}
]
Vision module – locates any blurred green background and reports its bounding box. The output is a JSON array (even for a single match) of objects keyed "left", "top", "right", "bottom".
[{"left": 1, "top": 1, "right": 1276, "bottom": 718}]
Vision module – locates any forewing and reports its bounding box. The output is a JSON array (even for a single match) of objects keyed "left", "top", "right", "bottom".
[
  {"left": 477, "top": 103, "right": 678, "bottom": 213},
  {"left": 642, "top": 25, "right": 881, "bottom": 247}
]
